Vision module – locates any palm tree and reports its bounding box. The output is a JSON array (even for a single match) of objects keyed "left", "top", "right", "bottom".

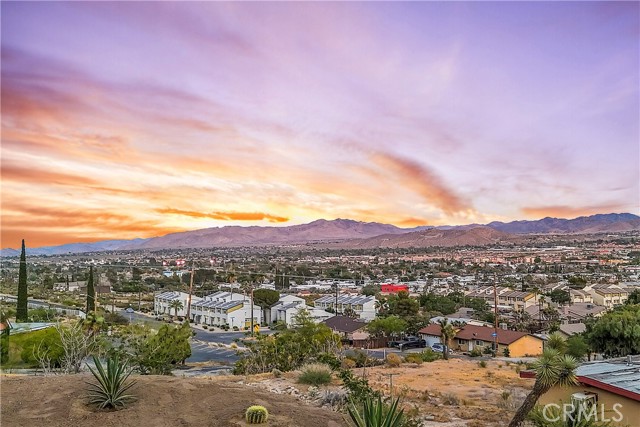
[
  {"left": 168, "top": 300, "right": 184, "bottom": 318},
  {"left": 438, "top": 318, "right": 455, "bottom": 361},
  {"left": 507, "top": 349, "right": 578, "bottom": 427}
]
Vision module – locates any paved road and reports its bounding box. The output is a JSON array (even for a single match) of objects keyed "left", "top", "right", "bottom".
[{"left": 187, "top": 339, "right": 240, "bottom": 363}]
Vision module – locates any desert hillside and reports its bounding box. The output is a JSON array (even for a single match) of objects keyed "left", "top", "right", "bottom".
[{"left": 1, "top": 374, "right": 347, "bottom": 427}]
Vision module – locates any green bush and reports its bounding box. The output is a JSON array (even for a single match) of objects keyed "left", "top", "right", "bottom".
[
  {"left": 245, "top": 405, "right": 268, "bottom": 424},
  {"left": 19, "top": 327, "right": 64, "bottom": 367},
  {"left": 87, "top": 356, "right": 137, "bottom": 409},
  {"left": 503, "top": 347, "right": 511, "bottom": 357},
  {"left": 419, "top": 349, "right": 442, "bottom": 362},
  {"left": 469, "top": 348, "right": 483, "bottom": 357},
  {"left": 348, "top": 396, "right": 404, "bottom": 427},
  {"left": 478, "top": 360, "right": 487, "bottom": 368},
  {"left": 298, "top": 363, "right": 332, "bottom": 386}
]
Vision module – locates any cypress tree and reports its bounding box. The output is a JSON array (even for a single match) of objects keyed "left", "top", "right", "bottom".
[
  {"left": 86, "top": 266, "right": 95, "bottom": 313},
  {"left": 16, "top": 239, "right": 28, "bottom": 322}
]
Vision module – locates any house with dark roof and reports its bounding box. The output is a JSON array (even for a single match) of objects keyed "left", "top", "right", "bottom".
[
  {"left": 419, "top": 323, "right": 544, "bottom": 357},
  {"left": 532, "top": 357, "right": 640, "bottom": 426},
  {"left": 322, "top": 315, "right": 370, "bottom": 345}
]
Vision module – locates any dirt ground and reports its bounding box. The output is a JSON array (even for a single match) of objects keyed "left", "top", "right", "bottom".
[
  {"left": 0, "top": 374, "right": 348, "bottom": 427},
  {"left": 364, "top": 358, "right": 533, "bottom": 426}
]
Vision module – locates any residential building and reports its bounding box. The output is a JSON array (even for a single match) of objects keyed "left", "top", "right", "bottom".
[
  {"left": 569, "top": 289, "right": 593, "bottom": 304},
  {"left": 322, "top": 315, "right": 370, "bottom": 347},
  {"left": 154, "top": 291, "right": 196, "bottom": 317},
  {"left": 380, "top": 284, "right": 409, "bottom": 294},
  {"left": 190, "top": 291, "right": 261, "bottom": 330},
  {"left": 419, "top": 323, "right": 544, "bottom": 357},
  {"left": 270, "top": 295, "right": 332, "bottom": 327},
  {"left": 586, "top": 284, "right": 629, "bottom": 308},
  {"left": 534, "top": 357, "right": 640, "bottom": 426},
  {"left": 314, "top": 294, "right": 376, "bottom": 321}
]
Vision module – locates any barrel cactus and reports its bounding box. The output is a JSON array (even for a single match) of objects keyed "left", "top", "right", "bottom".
[{"left": 245, "top": 405, "right": 268, "bottom": 424}]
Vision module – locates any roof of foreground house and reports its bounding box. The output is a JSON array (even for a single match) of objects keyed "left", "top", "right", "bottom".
[{"left": 322, "top": 315, "right": 366, "bottom": 333}]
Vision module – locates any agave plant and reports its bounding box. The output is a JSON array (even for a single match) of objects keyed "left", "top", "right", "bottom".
[
  {"left": 348, "top": 396, "right": 404, "bottom": 427},
  {"left": 87, "top": 356, "right": 137, "bottom": 409}
]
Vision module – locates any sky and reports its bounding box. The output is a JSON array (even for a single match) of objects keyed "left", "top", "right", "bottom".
[{"left": 1, "top": 1, "right": 639, "bottom": 248}]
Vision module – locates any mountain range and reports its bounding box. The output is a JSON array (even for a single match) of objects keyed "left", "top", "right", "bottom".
[{"left": 2, "top": 213, "right": 638, "bottom": 256}]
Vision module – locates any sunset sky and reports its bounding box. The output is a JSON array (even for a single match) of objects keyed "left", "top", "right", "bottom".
[{"left": 2, "top": 2, "right": 638, "bottom": 248}]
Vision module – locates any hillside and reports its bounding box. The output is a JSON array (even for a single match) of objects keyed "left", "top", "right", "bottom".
[
  {"left": 2, "top": 213, "right": 638, "bottom": 255},
  {"left": 335, "top": 226, "right": 515, "bottom": 249},
  {"left": 1, "top": 374, "right": 346, "bottom": 427}
]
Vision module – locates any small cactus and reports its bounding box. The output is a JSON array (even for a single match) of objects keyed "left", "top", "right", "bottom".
[{"left": 245, "top": 405, "right": 268, "bottom": 424}]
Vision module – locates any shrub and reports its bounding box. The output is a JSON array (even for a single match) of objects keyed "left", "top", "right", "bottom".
[
  {"left": 478, "top": 360, "right": 487, "bottom": 368},
  {"left": 87, "top": 356, "right": 136, "bottom": 409},
  {"left": 232, "top": 326, "right": 239, "bottom": 331},
  {"left": 245, "top": 405, "right": 268, "bottom": 424},
  {"left": 503, "top": 347, "right": 511, "bottom": 357},
  {"left": 404, "top": 353, "right": 423, "bottom": 365},
  {"left": 419, "top": 349, "right": 442, "bottom": 362},
  {"left": 348, "top": 396, "right": 404, "bottom": 427},
  {"left": 19, "top": 327, "right": 64, "bottom": 367},
  {"left": 386, "top": 353, "right": 402, "bottom": 367},
  {"left": 202, "top": 325, "right": 208, "bottom": 330},
  {"left": 298, "top": 363, "right": 332, "bottom": 386},
  {"left": 469, "top": 348, "right": 483, "bottom": 357},
  {"left": 442, "top": 393, "right": 460, "bottom": 406},
  {"left": 342, "top": 358, "right": 357, "bottom": 369},
  {"left": 271, "top": 368, "right": 282, "bottom": 378}
]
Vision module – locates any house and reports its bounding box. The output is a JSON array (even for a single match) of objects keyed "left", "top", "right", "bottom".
[
  {"left": 53, "top": 280, "right": 86, "bottom": 292},
  {"left": 569, "top": 289, "right": 593, "bottom": 304},
  {"left": 465, "top": 286, "right": 537, "bottom": 311},
  {"left": 314, "top": 294, "right": 376, "bottom": 321},
  {"left": 533, "top": 357, "right": 640, "bottom": 426},
  {"left": 154, "top": 291, "right": 196, "bottom": 317},
  {"left": 419, "top": 323, "right": 544, "bottom": 357},
  {"left": 558, "top": 323, "right": 586, "bottom": 338},
  {"left": 586, "top": 284, "right": 629, "bottom": 308},
  {"left": 270, "top": 295, "right": 332, "bottom": 327},
  {"left": 322, "top": 315, "right": 370, "bottom": 346},
  {"left": 190, "top": 291, "right": 261, "bottom": 330}
]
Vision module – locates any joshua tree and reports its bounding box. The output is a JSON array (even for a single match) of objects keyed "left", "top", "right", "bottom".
[
  {"left": 438, "top": 318, "right": 455, "bottom": 360},
  {"left": 507, "top": 349, "right": 578, "bottom": 427},
  {"left": 16, "top": 240, "right": 28, "bottom": 322},
  {"left": 169, "top": 300, "right": 184, "bottom": 317}
]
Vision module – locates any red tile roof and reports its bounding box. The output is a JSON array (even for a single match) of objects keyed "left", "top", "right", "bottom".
[{"left": 419, "top": 323, "right": 442, "bottom": 336}]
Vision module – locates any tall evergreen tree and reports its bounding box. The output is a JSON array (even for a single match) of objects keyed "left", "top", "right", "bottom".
[
  {"left": 86, "top": 266, "right": 96, "bottom": 313},
  {"left": 16, "top": 239, "right": 28, "bottom": 322}
]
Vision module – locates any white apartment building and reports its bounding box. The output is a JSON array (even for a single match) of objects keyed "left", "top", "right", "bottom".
[
  {"left": 314, "top": 294, "right": 376, "bottom": 321},
  {"left": 154, "top": 291, "right": 198, "bottom": 317},
  {"left": 270, "top": 295, "right": 333, "bottom": 327},
  {"left": 190, "top": 291, "right": 261, "bottom": 330}
]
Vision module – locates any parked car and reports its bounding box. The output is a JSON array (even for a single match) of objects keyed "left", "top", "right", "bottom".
[
  {"left": 389, "top": 336, "right": 420, "bottom": 348},
  {"left": 398, "top": 339, "right": 427, "bottom": 350},
  {"left": 430, "top": 343, "right": 453, "bottom": 354}
]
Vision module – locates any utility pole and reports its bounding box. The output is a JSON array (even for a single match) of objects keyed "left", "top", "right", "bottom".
[
  {"left": 493, "top": 275, "right": 498, "bottom": 355},
  {"left": 335, "top": 282, "right": 339, "bottom": 315},
  {"left": 186, "top": 263, "right": 195, "bottom": 322},
  {"left": 250, "top": 284, "right": 255, "bottom": 337}
]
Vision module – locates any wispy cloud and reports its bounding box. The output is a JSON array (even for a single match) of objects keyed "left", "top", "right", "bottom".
[{"left": 157, "top": 208, "right": 289, "bottom": 223}]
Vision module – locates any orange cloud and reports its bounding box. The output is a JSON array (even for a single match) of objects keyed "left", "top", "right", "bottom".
[
  {"left": 1, "top": 163, "right": 98, "bottom": 186},
  {"left": 157, "top": 208, "right": 289, "bottom": 223},
  {"left": 396, "top": 217, "right": 431, "bottom": 227},
  {"left": 521, "top": 204, "right": 624, "bottom": 219},
  {"left": 370, "top": 152, "right": 469, "bottom": 214}
]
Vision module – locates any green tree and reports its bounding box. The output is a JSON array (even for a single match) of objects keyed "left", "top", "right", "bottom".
[
  {"left": 361, "top": 284, "right": 380, "bottom": 297},
  {"left": 626, "top": 289, "right": 640, "bottom": 305},
  {"left": 16, "top": 239, "right": 28, "bottom": 322},
  {"left": 548, "top": 290, "right": 570, "bottom": 305},
  {"left": 366, "top": 316, "right": 407, "bottom": 338},
  {"left": 86, "top": 266, "right": 96, "bottom": 313},
  {"left": 584, "top": 305, "right": 640, "bottom": 357},
  {"left": 168, "top": 300, "right": 184, "bottom": 317},
  {"left": 252, "top": 289, "right": 280, "bottom": 310},
  {"left": 565, "top": 334, "right": 590, "bottom": 361},
  {"left": 508, "top": 349, "right": 578, "bottom": 427},
  {"left": 437, "top": 318, "right": 455, "bottom": 361},
  {"left": 388, "top": 291, "right": 419, "bottom": 320}
]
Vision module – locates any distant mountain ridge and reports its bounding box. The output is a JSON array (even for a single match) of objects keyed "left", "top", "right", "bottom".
[{"left": 2, "top": 213, "right": 638, "bottom": 256}]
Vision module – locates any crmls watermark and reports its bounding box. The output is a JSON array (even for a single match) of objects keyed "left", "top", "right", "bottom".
[{"left": 541, "top": 403, "right": 624, "bottom": 423}]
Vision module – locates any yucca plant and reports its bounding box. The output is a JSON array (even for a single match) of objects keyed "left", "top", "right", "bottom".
[
  {"left": 348, "top": 396, "right": 404, "bottom": 427},
  {"left": 87, "top": 356, "right": 137, "bottom": 409},
  {"left": 245, "top": 405, "right": 269, "bottom": 424}
]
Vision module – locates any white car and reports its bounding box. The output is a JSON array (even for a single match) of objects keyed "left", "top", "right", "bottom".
[{"left": 431, "top": 343, "right": 453, "bottom": 354}]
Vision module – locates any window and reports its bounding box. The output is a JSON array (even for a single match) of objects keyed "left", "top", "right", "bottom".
[{"left": 475, "top": 340, "right": 484, "bottom": 346}]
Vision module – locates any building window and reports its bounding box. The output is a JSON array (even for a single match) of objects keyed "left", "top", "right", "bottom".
[{"left": 475, "top": 340, "right": 483, "bottom": 346}]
